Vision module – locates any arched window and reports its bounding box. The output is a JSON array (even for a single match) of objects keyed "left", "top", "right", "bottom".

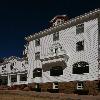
[
  {"left": 33, "top": 68, "right": 42, "bottom": 78},
  {"left": 50, "top": 66, "right": 63, "bottom": 76},
  {"left": 73, "top": 61, "right": 89, "bottom": 74}
]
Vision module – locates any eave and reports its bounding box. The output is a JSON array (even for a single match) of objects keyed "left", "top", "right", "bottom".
[{"left": 25, "top": 8, "right": 100, "bottom": 42}]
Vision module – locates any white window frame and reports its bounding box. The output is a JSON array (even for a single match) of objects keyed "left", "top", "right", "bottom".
[
  {"left": 35, "top": 83, "right": 39, "bottom": 88},
  {"left": 53, "top": 82, "right": 58, "bottom": 89},
  {"left": 77, "top": 82, "right": 83, "bottom": 90}
]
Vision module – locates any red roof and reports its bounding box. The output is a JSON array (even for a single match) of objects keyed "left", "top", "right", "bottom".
[{"left": 50, "top": 15, "right": 68, "bottom": 23}]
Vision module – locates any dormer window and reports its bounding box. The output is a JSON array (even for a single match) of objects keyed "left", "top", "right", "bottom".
[
  {"left": 50, "top": 15, "right": 68, "bottom": 27},
  {"left": 53, "top": 32, "right": 59, "bottom": 41},
  {"left": 35, "top": 38, "right": 40, "bottom": 46}
]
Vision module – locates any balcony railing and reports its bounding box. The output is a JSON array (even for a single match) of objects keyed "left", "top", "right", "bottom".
[{"left": 41, "top": 50, "right": 68, "bottom": 62}]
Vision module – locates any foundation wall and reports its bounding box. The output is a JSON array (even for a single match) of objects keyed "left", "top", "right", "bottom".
[
  {"left": 27, "top": 80, "right": 100, "bottom": 95},
  {"left": 1, "top": 90, "right": 100, "bottom": 100}
]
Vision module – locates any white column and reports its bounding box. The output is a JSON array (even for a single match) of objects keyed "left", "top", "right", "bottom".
[
  {"left": 8, "top": 74, "right": 11, "bottom": 86},
  {"left": 17, "top": 74, "right": 20, "bottom": 85}
]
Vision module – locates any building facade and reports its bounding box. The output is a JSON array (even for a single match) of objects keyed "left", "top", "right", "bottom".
[
  {"left": 0, "top": 56, "right": 28, "bottom": 86},
  {"left": 0, "top": 8, "right": 100, "bottom": 95}
]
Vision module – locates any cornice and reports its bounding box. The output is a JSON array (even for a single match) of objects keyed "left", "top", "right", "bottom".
[
  {"left": 25, "top": 8, "right": 100, "bottom": 42},
  {"left": 0, "top": 56, "right": 25, "bottom": 66},
  {"left": 40, "top": 55, "right": 65, "bottom": 62}
]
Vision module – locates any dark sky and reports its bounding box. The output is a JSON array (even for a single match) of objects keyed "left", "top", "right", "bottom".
[{"left": 0, "top": 0, "right": 100, "bottom": 58}]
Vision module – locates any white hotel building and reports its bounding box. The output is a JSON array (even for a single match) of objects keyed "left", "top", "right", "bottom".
[{"left": 0, "top": 8, "right": 100, "bottom": 94}]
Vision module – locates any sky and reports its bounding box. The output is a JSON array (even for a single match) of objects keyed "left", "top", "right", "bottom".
[{"left": 0, "top": 0, "right": 100, "bottom": 58}]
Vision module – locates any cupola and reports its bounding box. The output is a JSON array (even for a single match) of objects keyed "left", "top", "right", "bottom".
[{"left": 50, "top": 15, "right": 68, "bottom": 26}]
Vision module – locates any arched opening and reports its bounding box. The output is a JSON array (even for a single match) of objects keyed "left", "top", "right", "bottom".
[{"left": 73, "top": 61, "right": 89, "bottom": 74}]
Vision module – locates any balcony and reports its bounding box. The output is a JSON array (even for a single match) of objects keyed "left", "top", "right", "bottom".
[{"left": 40, "top": 50, "right": 69, "bottom": 72}]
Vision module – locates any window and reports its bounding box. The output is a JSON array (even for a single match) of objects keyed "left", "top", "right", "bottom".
[
  {"left": 53, "top": 82, "right": 58, "bottom": 89},
  {"left": 2, "top": 65, "right": 6, "bottom": 70},
  {"left": 0, "top": 76, "right": 8, "bottom": 85},
  {"left": 35, "top": 38, "right": 40, "bottom": 46},
  {"left": 55, "top": 48, "right": 58, "bottom": 53},
  {"left": 35, "top": 52, "right": 40, "bottom": 60},
  {"left": 50, "top": 66, "right": 63, "bottom": 76},
  {"left": 33, "top": 68, "right": 42, "bottom": 78},
  {"left": 77, "top": 82, "right": 84, "bottom": 90},
  {"left": 11, "top": 75, "right": 17, "bottom": 82},
  {"left": 76, "top": 23, "right": 84, "bottom": 34},
  {"left": 53, "top": 32, "right": 59, "bottom": 41},
  {"left": 20, "top": 74, "right": 27, "bottom": 81},
  {"left": 10, "top": 63, "right": 14, "bottom": 70},
  {"left": 76, "top": 41, "right": 84, "bottom": 51},
  {"left": 25, "top": 57, "right": 28, "bottom": 64},
  {"left": 73, "top": 61, "right": 89, "bottom": 74},
  {"left": 35, "top": 83, "right": 39, "bottom": 88}
]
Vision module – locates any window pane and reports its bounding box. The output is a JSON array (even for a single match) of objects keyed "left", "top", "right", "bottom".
[
  {"left": 35, "top": 83, "right": 39, "bottom": 88},
  {"left": 76, "top": 23, "right": 84, "bottom": 34},
  {"left": 33, "top": 68, "right": 42, "bottom": 78},
  {"left": 76, "top": 41, "right": 84, "bottom": 51},
  {"left": 73, "top": 61, "right": 89, "bottom": 74},
  {"left": 53, "top": 32, "right": 59, "bottom": 41},
  {"left": 77, "top": 82, "right": 84, "bottom": 90},
  {"left": 11, "top": 75, "right": 17, "bottom": 82},
  {"left": 35, "top": 39, "right": 40, "bottom": 46},
  {"left": 20, "top": 74, "right": 27, "bottom": 81},
  {"left": 35, "top": 52, "right": 40, "bottom": 60},
  {"left": 50, "top": 66, "right": 63, "bottom": 76}
]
